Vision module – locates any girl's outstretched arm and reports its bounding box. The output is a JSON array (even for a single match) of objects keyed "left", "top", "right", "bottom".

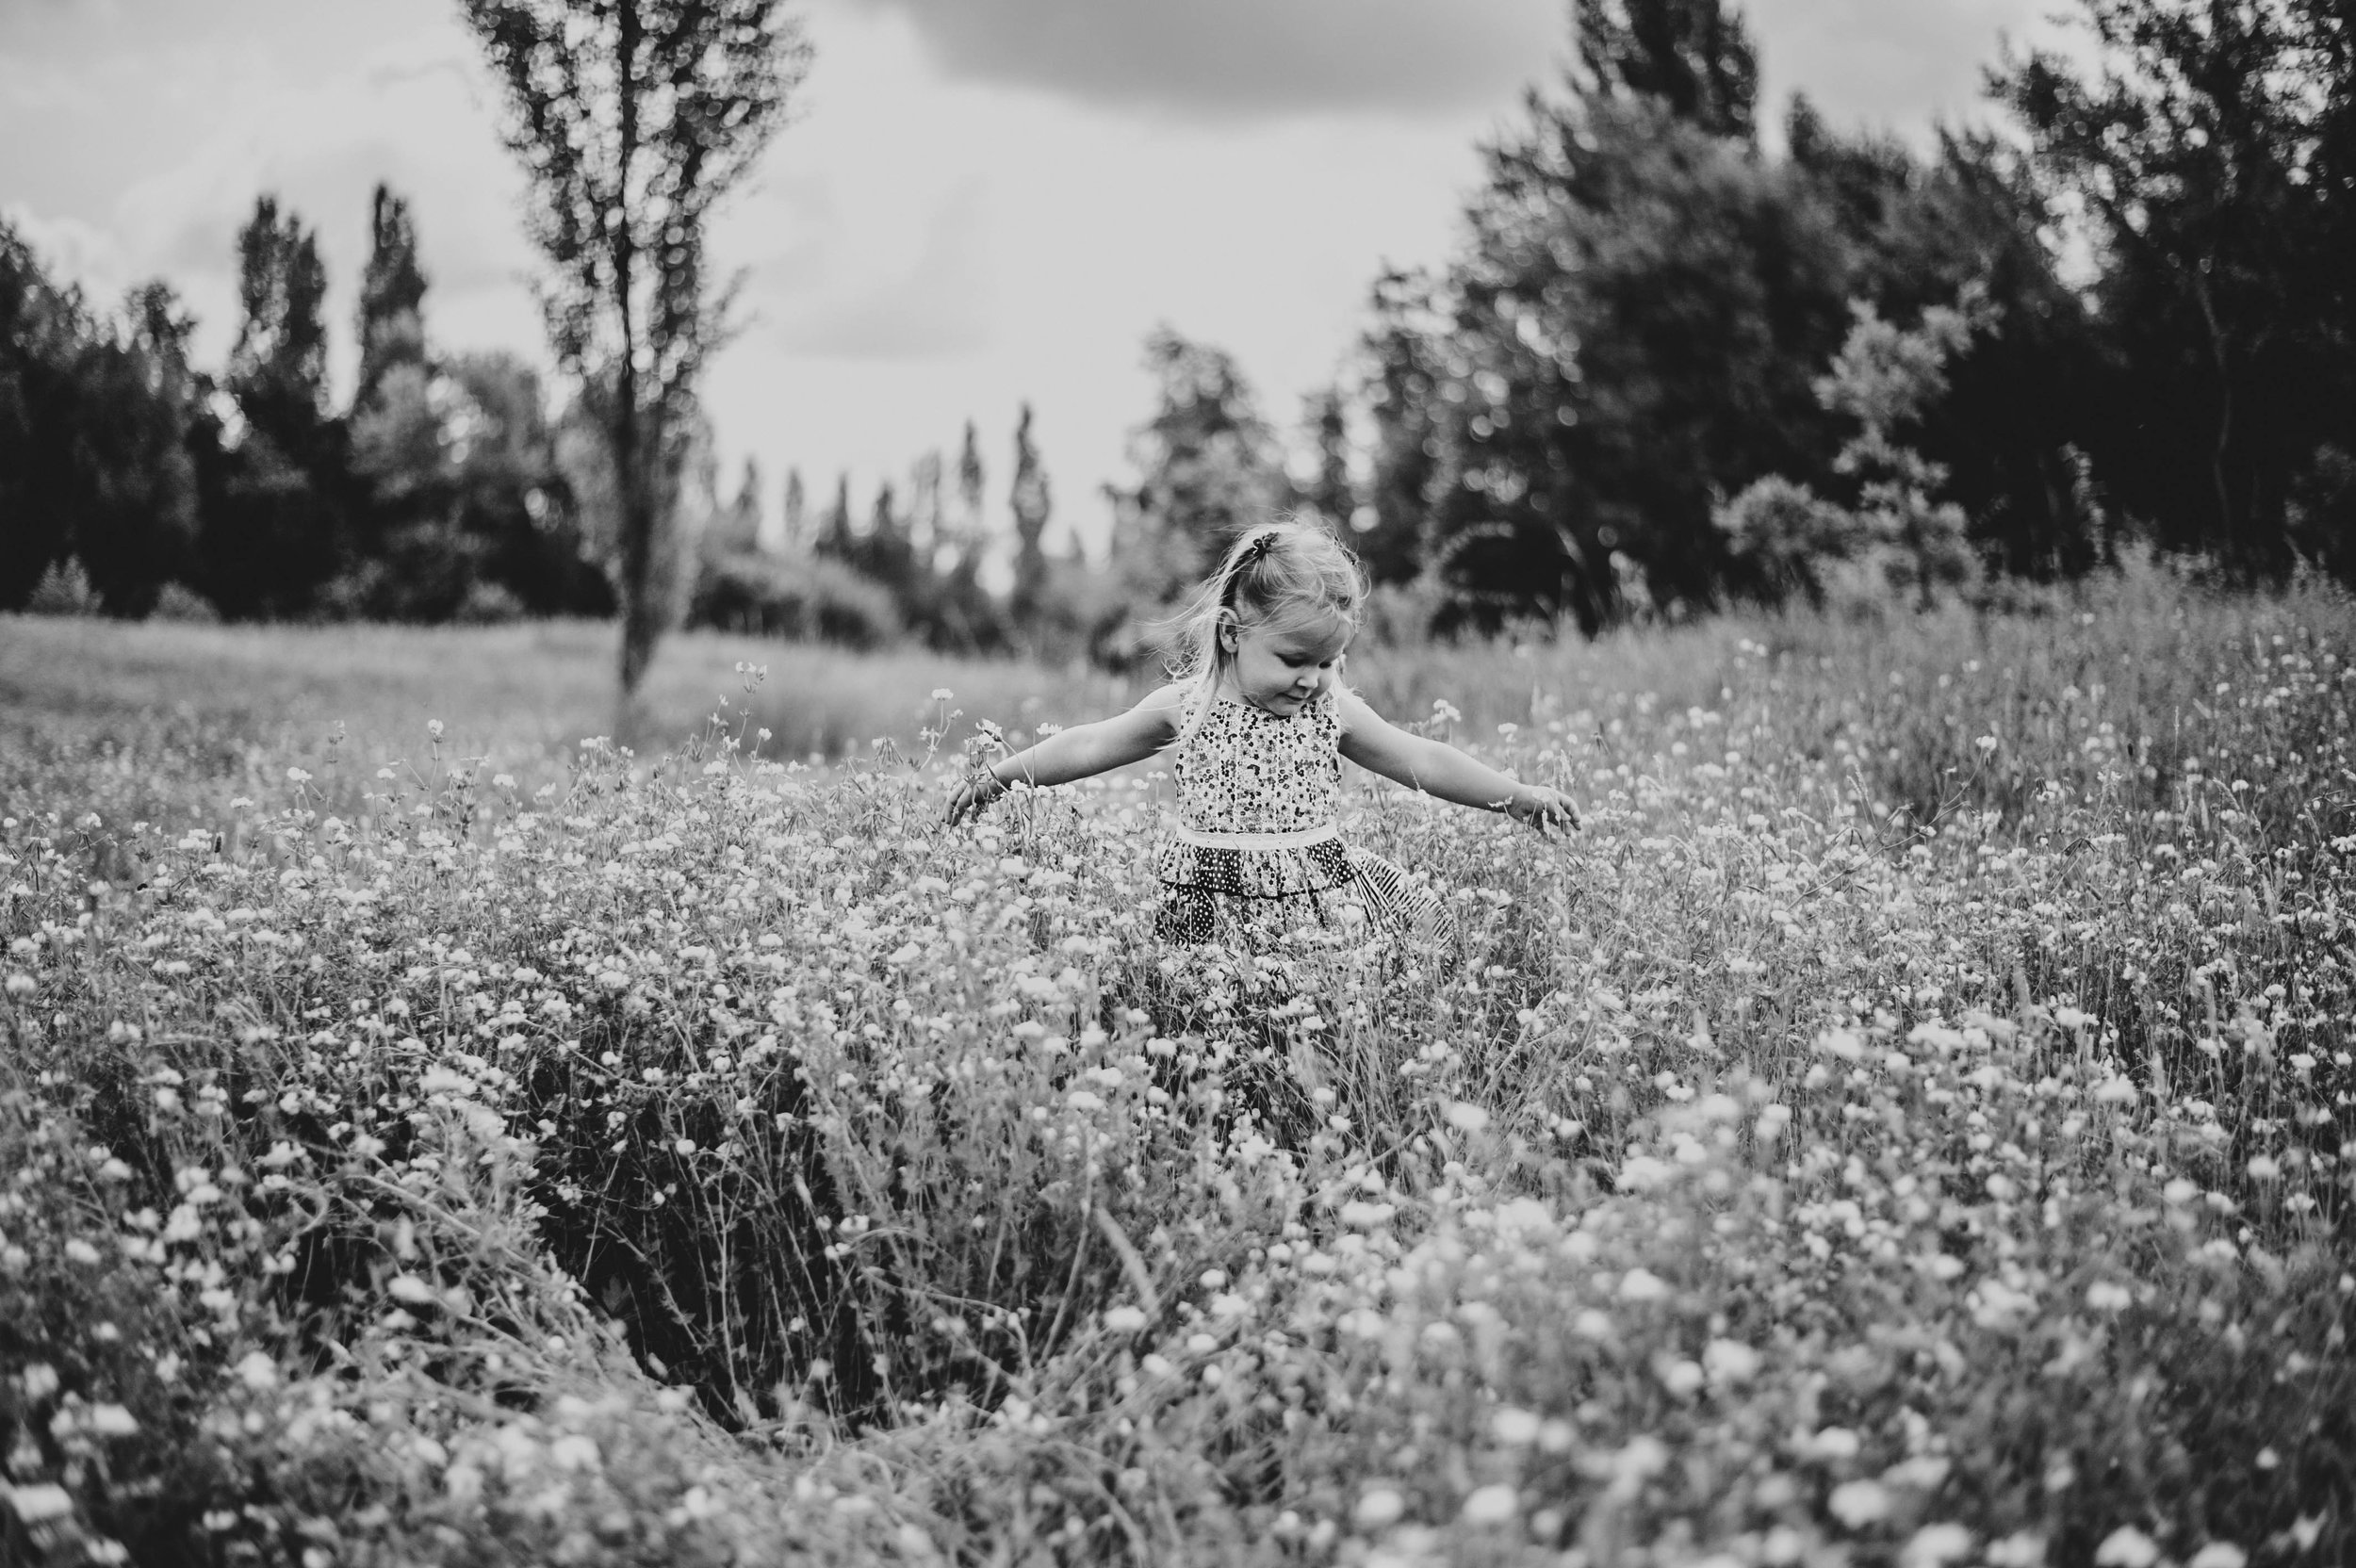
[
  {"left": 1333, "top": 688, "right": 1579, "bottom": 835},
  {"left": 945, "top": 682, "right": 1190, "bottom": 825}
]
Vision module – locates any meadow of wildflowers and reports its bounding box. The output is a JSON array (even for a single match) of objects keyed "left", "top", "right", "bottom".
[{"left": 1, "top": 560, "right": 2351, "bottom": 1566}]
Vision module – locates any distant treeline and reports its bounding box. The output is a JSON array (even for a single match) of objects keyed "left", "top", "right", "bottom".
[
  {"left": 1316, "top": 0, "right": 2356, "bottom": 632},
  {"left": 2, "top": 188, "right": 615, "bottom": 627},
  {"left": 647, "top": 0, "right": 2356, "bottom": 656},
  {"left": 7, "top": 0, "right": 2353, "bottom": 655}
]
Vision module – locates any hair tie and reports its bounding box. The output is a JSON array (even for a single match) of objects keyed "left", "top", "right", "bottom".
[{"left": 1222, "top": 529, "right": 1278, "bottom": 604}]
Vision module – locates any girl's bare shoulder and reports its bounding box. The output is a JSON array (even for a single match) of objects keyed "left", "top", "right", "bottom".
[
  {"left": 1124, "top": 680, "right": 1195, "bottom": 739},
  {"left": 1330, "top": 683, "right": 1390, "bottom": 735}
]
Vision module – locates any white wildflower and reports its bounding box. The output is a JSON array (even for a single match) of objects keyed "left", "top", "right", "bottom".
[
  {"left": 2094, "top": 1527, "right": 2159, "bottom": 1568},
  {"left": 1902, "top": 1524, "right": 1976, "bottom": 1568},
  {"left": 1828, "top": 1479, "right": 1891, "bottom": 1527}
]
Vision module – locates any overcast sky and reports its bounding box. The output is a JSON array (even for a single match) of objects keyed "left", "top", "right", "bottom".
[{"left": 0, "top": 0, "right": 2074, "bottom": 557}]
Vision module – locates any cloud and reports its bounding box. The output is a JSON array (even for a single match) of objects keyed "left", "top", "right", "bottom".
[
  {"left": 2, "top": 203, "right": 133, "bottom": 303},
  {"left": 1747, "top": 0, "right": 2076, "bottom": 142},
  {"left": 834, "top": 0, "right": 1562, "bottom": 121},
  {"left": 86, "top": 28, "right": 543, "bottom": 384},
  {"left": 767, "top": 177, "right": 994, "bottom": 359}
]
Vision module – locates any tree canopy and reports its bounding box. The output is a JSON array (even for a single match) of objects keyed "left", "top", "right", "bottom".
[{"left": 458, "top": 0, "right": 812, "bottom": 692}]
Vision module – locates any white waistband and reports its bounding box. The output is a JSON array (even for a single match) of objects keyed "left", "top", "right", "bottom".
[{"left": 1172, "top": 820, "right": 1340, "bottom": 852}]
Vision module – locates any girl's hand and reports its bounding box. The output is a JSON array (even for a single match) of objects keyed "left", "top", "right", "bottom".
[
  {"left": 1503, "top": 783, "right": 1580, "bottom": 837},
  {"left": 945, "top": 768, "right": 1007, "bottom": 826}
]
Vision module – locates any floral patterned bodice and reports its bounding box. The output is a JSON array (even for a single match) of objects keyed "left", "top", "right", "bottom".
[
  {"left": 1156, "top": 687, "right": 1352, "bottom": 905},
  {"left": 1170, "top": 688, "right": 1342, "bottom": 836}
]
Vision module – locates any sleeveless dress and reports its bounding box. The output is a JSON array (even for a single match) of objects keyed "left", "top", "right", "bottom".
[{"left": 1153, "top": 687, "right": 1446, "bottom": 947}]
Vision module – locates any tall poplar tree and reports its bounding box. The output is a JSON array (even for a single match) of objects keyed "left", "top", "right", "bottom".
[
  {"left": 955, "top": 417, "right": 986, "bottom": 546},
  {"left": 818, "top": 471, "right": 853, "bottom": 558},
  {"left": 1009, "top": 402, "right": 1053, "bottom": 618},
  {"left": 206, "top": 195, "right": 346, "bottom": 618},
  {"left": 355, "top": 184, "right": 429, "bottom": 414},
  {"left": 778, "top": 466, "right": 805, "bottom": 552},
  {"left": 457, "top": 0, "right": 813, "bottom": 694},
  {"left": 226, "top": 195, "right": 332, "bottom": 460}
]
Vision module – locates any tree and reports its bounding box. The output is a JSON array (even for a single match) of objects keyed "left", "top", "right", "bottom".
[
  {"left": 1993, "top": 0, "right": 2356, "bottom": 579},
  {"left": 0, "top": 221, "right": 69, "bottom": 609},
  {"left": 1416, "top": 92, "right": 1853, "bottom": 631},
  {"left": 1107, "top": 327, "right": 1283, "bottom": 574},
  {"left": 817, "top": 471, "right": 853, "bottom": 559},
  {"left": 777, "top": 466, "right": 805, "bottom": 552},
  {"left": 0, "top": 226, "right": 210, "bottom": 616},
  {"left": 1572, "top": 0, "right": 1760, "bottom": 141},
  {"left": 908, "top": 444, "right": 996, "bottom": 654},
  {"left": 1785, "top": 103, "right": 2107, "bottom": 580},
  {"left": 712, "top": 455, "right": 762, "bottom": 554},
  {"left": 342, "top": 358, "right": 477, "bottom": 619},
  {"left": 342, "top": 185, "right": 450, "bottom": 609},
  {"left": 1356, "top": 268, "right": 1447, "bottom": 588},
  {"left": 1719, "top": 292, "right": 1992, "bottom": 609},
  {"left": 1812, "top": 295, "right": 1989, "bottom": 608},
  {"left": 1008, "top": 401, "right": 1053, "bottom": 619},
  {"left": 863, "top": 481, "right": 921, "bottom": 600},
  {"left": 458, "top": 0, "right": 813, "bottom": 694},
  {"left": 355, "top": 184, "right": 429, "bottom": 414},
  {"left": 1292, "top": 385, "right": 1356, "bottom": 534},
  {"left": 1092, "top": 328, "right": 1284, "bottom": 662},
  {"left": 69, "top": 283, "right": 205, "bottom": 616},
  {"left": 226, "top": 195, "right": 333, "bottom": 460},
  {"left": 908, "top": 449, "right": 943, "bottom": 564},
  {"left": 449, "top": 351, "right": 614, "bottom": 616},
  {"left": 203, "top": 195, "right": 347, "bottom": 619},
  {"left": 0, "top": 226, "right": 135, "bottom": 610},
  {"left": 955, "top": 417, "right": 986, "bottom": 545}
]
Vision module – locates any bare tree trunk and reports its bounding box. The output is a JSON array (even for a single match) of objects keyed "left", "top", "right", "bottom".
[
  {"left": 2190, "top": 266, "right": 2237, "bottom": 553},
  {"left": 614, "top": 0, "right": 655, "bottom": 699},
  {"left": 615, "top": 423, "right": 661, "bottom": 696}
]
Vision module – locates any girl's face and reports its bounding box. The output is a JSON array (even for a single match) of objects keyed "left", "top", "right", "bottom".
[{"left": 1220, "top": 610, "right": 1352, "bottom": 716}]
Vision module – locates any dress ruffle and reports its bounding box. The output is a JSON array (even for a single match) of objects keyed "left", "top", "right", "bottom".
[{"left": 1153, "top": 837, "right": 1357, "bottom": 899}]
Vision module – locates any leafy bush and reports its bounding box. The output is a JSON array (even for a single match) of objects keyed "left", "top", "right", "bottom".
[
  {"left": 688, "top": 550, "right": 902, "bottom": 649},
  {"left": 1713, "top": 477, "right": 1857, "bottom": 609},
  {"left": 25, "top": 558, "right": 102, "bottom": 618},
  {"left": 148, "top": 581, "right": 221, "bottom": 624},
  {"left": 1722, "top": 293, "right": 1994, "bottom": 612},
  {"left": 454, "top": 580, "right": 526, "bottom": 627}
]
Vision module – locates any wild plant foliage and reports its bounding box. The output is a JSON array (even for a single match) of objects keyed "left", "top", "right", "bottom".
[{"left": 2, "top": 571, "right": 2352, "bottom": 1561}]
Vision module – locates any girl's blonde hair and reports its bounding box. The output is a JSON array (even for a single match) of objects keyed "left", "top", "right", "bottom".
[{"left": 1164, "top": 520, "right": 1369, "bottom": 747}]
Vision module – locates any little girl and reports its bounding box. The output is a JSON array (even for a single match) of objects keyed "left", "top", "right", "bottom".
[{"left": 944, "top": 522, "right": 1579, "bottom": 946}]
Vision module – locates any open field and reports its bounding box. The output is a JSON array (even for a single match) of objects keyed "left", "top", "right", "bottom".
[
  {"left": 3, "top": 564, "right": 2354, "bottom": 1565},
  {"left": 0, "top": 617, "right": 1131, "bottom": 826}
]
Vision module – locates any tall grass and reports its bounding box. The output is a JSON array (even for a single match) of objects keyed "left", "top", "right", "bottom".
[{"left": 1, "top": 560, "right": 2351, "bottom": 1565}]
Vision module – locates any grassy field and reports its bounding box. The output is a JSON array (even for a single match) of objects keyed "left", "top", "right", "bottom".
[
  {"left": 0, "top": 616, "right": 1137, "bottom": 823},
  {"left": 2, "top": 564, "right": 2353, "bottom": 1566}
]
